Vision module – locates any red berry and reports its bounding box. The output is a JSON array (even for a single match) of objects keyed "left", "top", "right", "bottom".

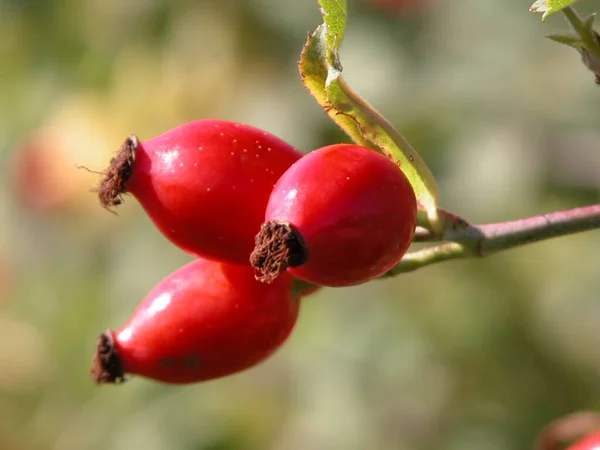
[
  {"left": 91, "top": 258, "right": 299, "bottom": 384},
  {"left": 250, "top": 144, "right": 417, "bottom": 287},
  {"left": 97, "top": 120, "right": 302, "bottom": 265},
  {"left": 566, "top": 432, "right": 600, "bottom": 450}
]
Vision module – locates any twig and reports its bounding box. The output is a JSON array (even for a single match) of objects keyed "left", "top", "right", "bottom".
[
  {"left": 562, "top": 7, "right": 600, "bottom": 59},
  {"left": 383, "top": 204, "right": 600, "bottom": 277}
]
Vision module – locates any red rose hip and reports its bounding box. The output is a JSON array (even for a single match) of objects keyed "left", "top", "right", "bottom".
[
  {"left": 97, "top": 120, "right": 302, "bottom": 265},
  {"left": 91, "top": 258, "right": 299, "bottom": 384},
  {"left": 250, "top": 144, "right": 417, "bottom": 287},
  {"left": 565, "top": 432, "right": 600, "bottom": 450}
]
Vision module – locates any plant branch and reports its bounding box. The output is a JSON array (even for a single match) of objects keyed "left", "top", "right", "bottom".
[
  {"left": 561, "top": 7, "right": 600, "bottom": 59},
  {"left": 469, "top": 204, "right": 600, "bottom": 255},
  {"left": 383, "top": 204, "right": 600, "bottom": 277},
  {"left": 382, "top": 242, "right": 468, "bottom": 276}
]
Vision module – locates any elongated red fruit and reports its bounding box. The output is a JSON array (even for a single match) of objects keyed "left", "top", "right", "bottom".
[
  {"left": 250, "top": 144, "right": 417, "bottom": 287},
  {"left": 97, "top": 120, "right": 302, "bottom": 265},
  {"left": 91, "top": 258, "right": 299, "bottom": 384}
]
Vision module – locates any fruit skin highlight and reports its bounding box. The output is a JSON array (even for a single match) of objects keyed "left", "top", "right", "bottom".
[
  {"left": 251, "top": 144, "right": 417, "bottom": 287},
  {"left": 565, "top": 432, "right": 600, "bottom": 450},
  {"left": 97, "top": 120, "right": 302, "bottom": 265},
  {"left": 91, "top": 258, "right": 299, "bottom": 385}
]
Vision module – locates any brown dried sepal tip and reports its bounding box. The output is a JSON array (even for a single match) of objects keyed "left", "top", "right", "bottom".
[
  {"left": 90, "top": 330, "right": 126, "bottom": 384},
  {"left": 97, "top": 135, "right": 138, "bottom": 211},
  {"left": 250, "top": 221, "right": 308, "bottom": 283}
]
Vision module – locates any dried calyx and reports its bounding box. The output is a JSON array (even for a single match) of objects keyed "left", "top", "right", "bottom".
[
  {"left": 97, "top": 135, "right": 138, "bottom": 211},
  {"left": 250, "top": 221, "right": 308, "bottom": 283},
  {"left": 90, "top": 330, "right": 126, "bottom": 384}
]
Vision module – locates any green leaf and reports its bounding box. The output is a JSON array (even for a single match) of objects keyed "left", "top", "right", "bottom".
[
  {"left": 547, "top": 33, "right": 585, "bottom": 50},
  {"left": 529, "top": 0, "right": 581, "bottom": 21},
  {"left": 540, "top": 6, "right": 600, "bottom": 81},
  {"left": 319, "top": 0, "right": 346, "bottom": 54},
  {"left": 299, "top": 0, "right": 442, "bottom": 233}
]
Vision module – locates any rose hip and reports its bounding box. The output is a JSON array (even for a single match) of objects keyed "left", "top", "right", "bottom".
[
  {"left": 251, "top": 144, "right": 417, "bottom": 287},
  {"left": 91, "top": 258, "right": 299, "bottom": 384},
  {"left": 97, "top": 120, "right": 302, "bottom": 265},
  {"left": 566, "top": 432, "right": 600, "bottom": 450}
]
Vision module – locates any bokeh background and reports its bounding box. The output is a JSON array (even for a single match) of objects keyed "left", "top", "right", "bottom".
[{"left": 2, "top": 0, "right": 600, "bottom": 449}]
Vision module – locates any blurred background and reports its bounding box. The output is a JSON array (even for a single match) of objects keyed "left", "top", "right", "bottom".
[{"left": 1, "top": 0, "right": 600, "bottom": 449}]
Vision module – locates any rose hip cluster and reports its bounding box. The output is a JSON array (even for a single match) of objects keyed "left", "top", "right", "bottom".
[{"left": 92, "top": 119, "right": 417, "bottom": 385}]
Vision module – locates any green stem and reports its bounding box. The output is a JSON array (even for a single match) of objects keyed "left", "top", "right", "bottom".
[
  {"left": 562, "top": 7, "right": 600, "bottom": 58},
  {"left": 383, "top": 204, "right": 600, "bottom": 277},
  {"left": 382, "top": 242, "right": 468, "bottom": 276}
]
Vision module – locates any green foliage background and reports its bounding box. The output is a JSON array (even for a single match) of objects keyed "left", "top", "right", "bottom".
[{"left": 1, "top": 0, "right": 600, "bottom": 449}]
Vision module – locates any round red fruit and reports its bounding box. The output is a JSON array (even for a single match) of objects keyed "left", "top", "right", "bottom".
[
  {"left": 97, "top": 120, "right": 302, "bottom": 265},
  {"left": 91, "top": 258, "right": 299, "bottom": 384},
  {"left": 566, "top": 432, "right": 600, "bottom": 450},
  {"left": 250, "top": 144, "right": 417, "bottom": 287}
]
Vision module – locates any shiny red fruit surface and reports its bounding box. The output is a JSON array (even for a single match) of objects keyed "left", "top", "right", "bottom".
[
  {"left": 252, "top": 144, "right": 417, "bottom": 287},
  {"left": 99, "top": 120, "right": 302, "bottom": 265},
  {"left": 92, "top": 258, "right": 299, "bottom": 384},
  {"left": 566, "top": 432, "right": 600, "bottom": 450}
]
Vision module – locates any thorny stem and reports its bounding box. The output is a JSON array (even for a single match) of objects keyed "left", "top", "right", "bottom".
[{"left": 383, "top": 204, "right": 600, "bottom": 277}]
